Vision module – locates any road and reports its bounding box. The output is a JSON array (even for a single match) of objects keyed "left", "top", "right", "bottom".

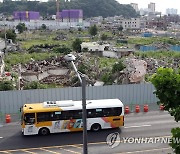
[{"left": 0, "top": 111, "right": 179, "bottom": 154}]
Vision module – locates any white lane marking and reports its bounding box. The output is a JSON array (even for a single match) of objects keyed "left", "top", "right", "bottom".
[
  {"left": 0, "top": 137, "right": 3, "bottom": 139},
  {"left": 59, "top": 147, "right": 81, "bottom": 154},
  {"left": 124, "top": 124, "right": 151, "bottom": 128}
]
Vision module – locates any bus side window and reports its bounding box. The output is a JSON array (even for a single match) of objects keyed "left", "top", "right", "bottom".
[
  {"left": 87, "top": 109, "right": 96, "bottom": 118},
  {"left": 112, "top": 107, "right": 122, "bottom": 116},
  {"left": 73, "top": 110, "right": 82, "bottom": 119},
  {"left": 103, "top": 108, "right": 110, "bottom": 117},
  {"left": 96, "top": 108, "right": 103, "bottom": 117}
]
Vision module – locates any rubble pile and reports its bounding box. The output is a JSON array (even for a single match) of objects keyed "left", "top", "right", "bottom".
[
  {"left": 0, "top": 52, "right": 5, "bottom": 78},
  {"left": 118, "top": 57, "right": 147, "bottom": 84},
  {"left": 12, "top": 53, "right": 98, "bottom": 87},
  {"left": 24, "top": 56, "right": 67, "bottom": 73},
  {"left": 153, "top": 42, "right": 170, "bottom": 51},
  {"left": 143, "top": 57, "right": 180, "bottom": 75},
  {"left": 53, "top": 34, "right": 67, "bottom": 41},
  {"left": 28, "top": 44, "right": 60, "bottom": 53},
  {"left": 9, "top": 52, "right": 180, "bottom": 88},
  {"left": 115, "top": 55, "right": 179, "bottom": 84},
  {"left": 40, "top": 75, "right": 70, "bottom": 86}
]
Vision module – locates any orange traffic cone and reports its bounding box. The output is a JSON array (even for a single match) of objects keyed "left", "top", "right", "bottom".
[
  {"left": 144, "top": 105, "right": 149, "bottom": 112},
  {"left": 5, "top": 114, "right": 11, "bottom": 123},
  {"left": 125, "top": 106, "right": 130, "bottom": 114},
  {"left": 135, "top": 105, "right": 140, "bottom": 113}
]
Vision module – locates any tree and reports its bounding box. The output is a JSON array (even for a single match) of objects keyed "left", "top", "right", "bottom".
[
  {"left": 0, "top": 30, "right": 16, "bottom": 42},
  {"left": 89, "top": 25, "right": 98, "bottom": 37},
  {"left": 101, "top": 34, "right": 108, "bottom": 41},
  {"left": 118, "top": 26, "right": 123, "bottom": 32},
  {"left": 72, "top": 38, "right": 82, "bottom": 52},
  {"left": 151, "top": 67, "right": 180, "bottom": 153},
  {"left": 6, "top": 30, "right": 16, "bottom": 42},
  {"left": 16, "top": 23, "right": 27, "bottom": 33},
  {"left": 41, "top": 24, "right": 47, "bottom": 30}
]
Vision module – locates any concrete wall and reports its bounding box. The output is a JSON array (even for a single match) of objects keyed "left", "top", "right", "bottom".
[{"left": 0, "top": 20, "right": 90, "bottom": 30}]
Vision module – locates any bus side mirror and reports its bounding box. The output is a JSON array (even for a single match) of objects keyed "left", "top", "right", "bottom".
[{"left": 19, "top": 107, "right": 21, "bottom": 112}]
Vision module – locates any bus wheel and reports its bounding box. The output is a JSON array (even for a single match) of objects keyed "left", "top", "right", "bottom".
[
  {"left": 39, "top": 128, "right": 50, "bottom": 136},
  {"left": 91, "top": 123, "right": 101, "bottom": 132}
]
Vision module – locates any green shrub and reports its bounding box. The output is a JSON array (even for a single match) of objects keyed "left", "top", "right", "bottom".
[
  {"left": 24, "top": 81, "right": 48, "bottom": 90},
  {"left": 101, "top": 72, "right": 113, "bottom": 85},
  {"left": 78, "top": 63, "right": 88, "bottom": 74},
  {"left": 112, "top": 60, "right": 125, "bottom": 73},
  {"left": 53, "top": 46, "right": 72, "bottom": 54},
  {"left": 0, "top": 80, "right": 14, "bottom": 91}
]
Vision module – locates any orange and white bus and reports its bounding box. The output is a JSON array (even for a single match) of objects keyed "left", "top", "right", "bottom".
[{"left": 21, "top": 99, "right": 124, "bottom": 135}]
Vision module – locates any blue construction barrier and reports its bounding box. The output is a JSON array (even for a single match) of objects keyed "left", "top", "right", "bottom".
[
  {"left": 142, "top": 32, "right": 153, "bottom": 37},
  {"left": 170, "top": 45, "right": 180, "bottom": 51},
  {"left": 140, "top": 46, "right": 156, "bottom": 51}
]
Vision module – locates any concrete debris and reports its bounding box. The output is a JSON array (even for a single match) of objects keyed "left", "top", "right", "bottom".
[
  {"left": 8, "top": 52, "right": 180, "bottom": 88},
  {"left": 143, "top": 57, "right": 180, "bottom": 75},
  {"left": 0, "top": 52, "right": 4, "bottom": 77},
  {"left": 121, "top": 58, "right": 147, "bottom": 83},
  {"left": 53, "top": 34, "right": 67, "bottom": 41},
  {"left": 153, "top": 42, "right": 170, "bottom": 51}
]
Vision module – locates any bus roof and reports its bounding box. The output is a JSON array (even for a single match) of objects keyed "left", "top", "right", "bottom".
[
  {"left": 23, "top": 103, "right": 62, "bottom": 113},
  {"left": 23, "top": 99, "right": 123, "bottom": 113},
  {"left": 60, "top": 99, "right": 124, "bottom": 111}
]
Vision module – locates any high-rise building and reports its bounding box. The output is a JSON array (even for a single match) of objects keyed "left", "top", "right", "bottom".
[
  {"left": 166, "top": 8, "right": 178, "bottom": 15},
  {"left": 130, "top": 3, "right": 139, "bottom": 12},
  {"left": 148, "top": 2, "right": 155, "bottom": 12},
  {"left": 56, "top": 9, "right": 83, "bottom": 22},
  {"left": 13, "top": 11, "right": 40, "bottom": 21}
]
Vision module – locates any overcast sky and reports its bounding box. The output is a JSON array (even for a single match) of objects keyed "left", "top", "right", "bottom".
[{"left": 117, "top": 0, "right": 180, "bottom": 14}]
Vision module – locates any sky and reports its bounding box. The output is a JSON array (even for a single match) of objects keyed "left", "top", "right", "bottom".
[{"left": 117, "top": 0, "right": 180, "bottom": 14}]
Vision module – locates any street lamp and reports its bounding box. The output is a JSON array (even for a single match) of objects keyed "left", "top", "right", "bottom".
[
  {"left": 3, "top": 16, "right": 7, "bottom": 51},
  {"left": 64, "top": 54, "right": 88, "bottom": 154}
]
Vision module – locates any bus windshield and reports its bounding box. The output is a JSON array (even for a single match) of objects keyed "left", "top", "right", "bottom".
[{"left": 24, "top": 113, "right": 35, "bottom": 125}]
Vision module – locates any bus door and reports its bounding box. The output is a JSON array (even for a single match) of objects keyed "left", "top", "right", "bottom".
[{"left": 23, "top": 113, "right": 36, "bottom": 135}]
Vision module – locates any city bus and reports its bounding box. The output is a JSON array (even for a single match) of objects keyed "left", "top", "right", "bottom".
[{"left": 21, "top": 99, "right": 124, "bottom": 135}]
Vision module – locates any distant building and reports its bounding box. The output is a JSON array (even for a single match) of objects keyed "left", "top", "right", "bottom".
[
  {"left": 148, "top": 2, "right": 155, "bottom": 13},
  {"left": 103, "top": 47, "right": 135, "bottom": 58},
  {"left": 163, "top": 14, "right": 180, "bottom": 23},
  {"left": 13, "top": 11, "right": 40, "bottom": 21},
  {"left": 81, "top": 42, "right": 109, "bottom": 52},
  {"left": 122, "top": 18, "right": 140, "bottom": 30},
  {"left": 139, "top": 8, "right": 149, "bottom": 16},
  {"left": 130, "top": 3, "right": 139, "bottom": 12},
  {"left": 166, "top": 8, "right": 178, "bottom": 15},
  {"left": 56, "top": 9, "right": 83, "bottom": 23},
  {"left": 146, "top": 20, "right": 167, "bottom": 30}
]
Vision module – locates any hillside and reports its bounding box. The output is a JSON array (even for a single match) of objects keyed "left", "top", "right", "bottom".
[{"left": 0, "top": 0, "right": 138, "bottom": 18}]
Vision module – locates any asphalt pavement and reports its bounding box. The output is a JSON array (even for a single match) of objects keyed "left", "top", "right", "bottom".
[{"left": 0, "top": 111, "right": 179, "bottom": 154}]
